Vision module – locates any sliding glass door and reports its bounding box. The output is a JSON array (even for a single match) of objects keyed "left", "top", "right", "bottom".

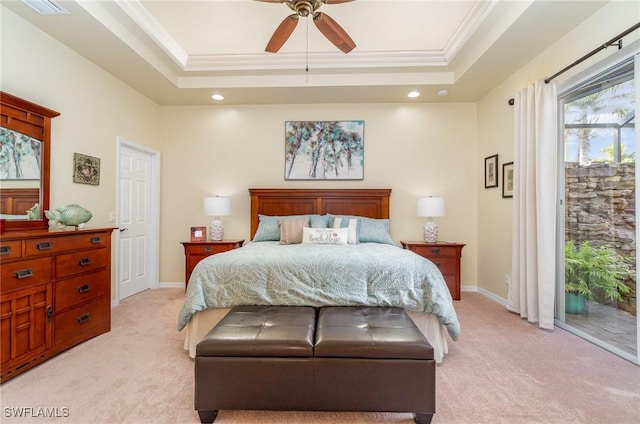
[{"left": 557, "top": 53, "right": 638, "bottom": 364}]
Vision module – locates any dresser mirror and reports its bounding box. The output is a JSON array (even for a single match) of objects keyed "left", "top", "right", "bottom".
[{"left": 0, "top": 92, "right": 59, "bottom": 230}]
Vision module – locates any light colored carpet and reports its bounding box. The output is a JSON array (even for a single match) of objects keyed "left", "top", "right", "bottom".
[{"left": 1, "top": 289, "right": 639, "bottom": 424}]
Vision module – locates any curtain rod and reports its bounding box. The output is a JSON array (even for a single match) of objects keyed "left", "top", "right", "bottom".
[{"left": 508, "top": 22, "right": 640, "bottom": 106}]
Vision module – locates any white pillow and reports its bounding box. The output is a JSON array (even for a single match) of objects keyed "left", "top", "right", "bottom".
[
  {"left": 332, "top": 217, "right": 358, "bottom": 244},
  {"left": 302, "top": 227, "right": 349, "bottom": 245}
]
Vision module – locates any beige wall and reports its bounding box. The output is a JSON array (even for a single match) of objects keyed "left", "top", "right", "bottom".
[
  {"left": 1, "top": 8, "right": 161, "bottom": 300},
  {"left": 159, "top": 104, "right": 478, "bottom": 284},
  {"left": 476, "top": 0, "right": 640, "bottom": 299}
]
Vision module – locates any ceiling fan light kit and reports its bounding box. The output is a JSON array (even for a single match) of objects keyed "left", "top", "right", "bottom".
[{"left": 258, "top": 0, "right": 356, "bottom": 54}]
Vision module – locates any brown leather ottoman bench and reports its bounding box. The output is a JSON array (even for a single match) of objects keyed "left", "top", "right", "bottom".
[{"left": 194, "top": 305, "right": 435, "bottom": 424}]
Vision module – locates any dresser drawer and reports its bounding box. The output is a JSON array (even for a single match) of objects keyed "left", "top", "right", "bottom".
[
  {"left": 1, "top": 257, "right": 52, "bottom": 293},
  {"left": 0, "top": 240, "right": 23, "bottom": 261},
  {"left": 411, "top": 245, "right": 457, "bottom": 258},
  {"left": 54, "top": 270, "right": 109, "bottom": 311},
  {"left": 426, "top": 256, "right": 456, "bottom": 274},
  {"left": 54, "top": 249, "right": 108, "bottom": 279},
  {"left": 54, "top": 297, "right": 109, "bottom": 346},
  {"left": 25, "top": 233, "right": 107, "bottom": 257}
]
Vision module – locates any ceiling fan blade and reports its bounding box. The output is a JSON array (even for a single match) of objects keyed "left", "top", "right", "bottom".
[
  {"left": 266, "top": 14, "right": 299, "bottom": 53},
  {"left": 254, "top": 1, "right": 285, "bottom": 3},
  {"left": 323, "top": 0, "right": 355, "bottom": 4},
  {"left": 313, "top": 12, "right": 356, "bottom": 53}
]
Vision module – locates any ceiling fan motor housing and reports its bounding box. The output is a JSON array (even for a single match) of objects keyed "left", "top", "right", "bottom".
[{"left": 286, "top": 0, "right": 321, "bottom": 17}]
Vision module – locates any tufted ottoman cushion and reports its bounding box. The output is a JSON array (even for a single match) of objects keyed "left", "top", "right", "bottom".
[
  {"left": 315, "top": 306, "right": 434, "bottom": 359},
  {"left": 196, "top": 305, "right": 315, "bottom": 357}
]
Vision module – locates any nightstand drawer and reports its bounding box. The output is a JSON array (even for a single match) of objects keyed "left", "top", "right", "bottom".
[
  {"left": 411, "top": 245, "right": 457, "bottom": 257},
  {"left": 426, "top": 256, "right": 456, "bottom": 274}
]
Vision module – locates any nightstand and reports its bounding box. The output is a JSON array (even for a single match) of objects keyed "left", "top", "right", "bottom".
[
  {"left": 400, "top": 241, "right": 465, "bottom": 300},
  {"left": 181, "top": 240, "right": 244, "bottom": 289}
]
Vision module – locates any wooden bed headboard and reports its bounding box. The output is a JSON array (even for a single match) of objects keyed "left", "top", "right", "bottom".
[
  {"left": 0, "top": 188, "right": 39, "bottom": 216},
  {"left": 249, "top": 188, "right": 391, "bottom": 239}
]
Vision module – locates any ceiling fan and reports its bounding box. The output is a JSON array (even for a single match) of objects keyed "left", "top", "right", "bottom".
[{"left": 257, "top": 0, "right": 356, "bottom": 54}]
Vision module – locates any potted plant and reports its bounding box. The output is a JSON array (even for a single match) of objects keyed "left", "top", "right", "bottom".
[{"left": 564, "top": 240, "right": 632, "bottom": 314}]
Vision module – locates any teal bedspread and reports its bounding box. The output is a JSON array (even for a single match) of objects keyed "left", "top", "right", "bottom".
[{"left": 177, "top": 241, "right": 460, "bottom": 340}]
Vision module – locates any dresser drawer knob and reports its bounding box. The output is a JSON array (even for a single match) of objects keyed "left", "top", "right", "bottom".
[
  {"left": 78, "top": 257, "right": 92, "bottom": 266},
  {"left": 0, "top": 246, "right": 11, "bottom": 255},
  {"left": 13, "top": 268, "right": 33, "bottom": 279},
  {"left": 90, "top": 236, "right": 101, "bottom": 244},
  {"left": 431, "top": 248, "right": 441, "bottom": 254},
  {"left": 36, "top": 241, "right": 52, "bottom": 250},
  {"left": 77, "top": 284, "right": 91, "bottom": 294},
  {"left": 47, "top": 306, "right": 53, "bottom": 323},
  {"left": 77, "top": 313, "right": 91, "bottom": 324},
  {"left": 204, "top": 247, "right": 213, "bottom": 252}
]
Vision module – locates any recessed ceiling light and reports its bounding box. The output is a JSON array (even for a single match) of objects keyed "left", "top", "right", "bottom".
[
  {"left": 408, "top": 91, "right": 421, "bottom": 98},
  {"left": 211, "top": 93, "right": 224, "bottom": 101},
  {"left": 437, "top": 89, "right": 448, "bottom": 97}
]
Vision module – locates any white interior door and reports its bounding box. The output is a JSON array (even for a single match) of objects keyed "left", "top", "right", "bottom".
[{"left": 117, "top": 140, "right": 159, "bottom": 300}]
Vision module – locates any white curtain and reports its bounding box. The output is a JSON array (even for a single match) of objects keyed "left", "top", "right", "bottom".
[{"left": 507, "top": 79, "right": 558, "bottom": 329}]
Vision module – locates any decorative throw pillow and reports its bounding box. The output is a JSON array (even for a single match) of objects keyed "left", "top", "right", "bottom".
[
  {"left": 279, "top": 217, "right": 309, "bottom": 244},
  {"left": 357, "top": 217, "right": 395, "bottom": 245},
  {"left": 253, "top": 214, "right": 310, "bottom": 241},
  {"left": 301, "top": 227, "right": 349, "bottom": 245},
  {"left": 329, "top": 214, "right": 395, "bottom": 245},
  {"left": 332, "top": 217, "right": 358, "bottom": 245},
  {"left": 309, "top": 214, "right": 331, "bottom": 228}
]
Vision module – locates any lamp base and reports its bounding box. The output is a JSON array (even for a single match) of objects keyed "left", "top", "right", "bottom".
[
  {"left": 423, "top": 220, "right": 438, "bottom": 243},
  {"left": 209, "top": 220, "right": 224, "bottom": 241}
]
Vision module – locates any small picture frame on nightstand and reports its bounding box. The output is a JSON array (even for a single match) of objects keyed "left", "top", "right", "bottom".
[{"left": 190, "top": 226, "right": 207, "bottom": 242}]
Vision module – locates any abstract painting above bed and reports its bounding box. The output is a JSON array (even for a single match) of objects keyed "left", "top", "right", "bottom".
[{"left": 177, "top": 241, "right": 460, "bottom": 341}]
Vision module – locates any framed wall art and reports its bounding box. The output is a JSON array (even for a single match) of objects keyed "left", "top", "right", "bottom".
[
  {"left": 73, "top": 153, "right": 100, "bottom": 185},
  {"left": 484, "top": 154, "right": 498, "bottom": 188},
  {"left": 284, "top": 120, "right": 364, "bottom": 180},
  {"left": 502, "top": 161, "right": 514, "bottom": 198}
]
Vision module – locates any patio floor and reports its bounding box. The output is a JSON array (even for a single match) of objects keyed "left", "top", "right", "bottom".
[{"left": 565, "top": 302, "right": 637, "bottom": 357}]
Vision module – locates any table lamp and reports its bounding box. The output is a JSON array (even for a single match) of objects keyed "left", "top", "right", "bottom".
[
  {"left": 203, "top": 196, "right": 231, "bottom": 241},
  {"left": 417, "top": 197, "right": 445, "bottom": 243}
]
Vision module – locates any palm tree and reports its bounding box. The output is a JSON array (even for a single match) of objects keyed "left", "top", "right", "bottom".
[{"left": 564, "top": 79, "right": 634, "bottom": 165}]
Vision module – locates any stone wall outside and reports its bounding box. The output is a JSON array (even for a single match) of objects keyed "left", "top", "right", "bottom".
[{"left": 565, "top": 161, "right": 636, "bottom": 315}]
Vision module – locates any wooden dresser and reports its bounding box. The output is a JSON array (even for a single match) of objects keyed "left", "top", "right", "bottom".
[
  {"left": 0, "top": 227, "right": 115, "bottom": 382},
  {"left": 401, "top": 241, "right": 465, "bottom": 300}
]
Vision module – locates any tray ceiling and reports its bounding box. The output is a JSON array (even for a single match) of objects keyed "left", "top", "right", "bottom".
[{"left": 2, "top": 0, "right": 609, "bottom": 105}]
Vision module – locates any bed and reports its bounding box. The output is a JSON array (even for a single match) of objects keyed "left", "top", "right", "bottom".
[{"left": 178, "top": 188, "right": 460, "bottom": 363}]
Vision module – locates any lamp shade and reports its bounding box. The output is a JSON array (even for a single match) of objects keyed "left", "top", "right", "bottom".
[
  {"left": 417, "top": 197, "right": 445, "bottom": 217},
  {"left": 203, "top": 196, "right": 231, "bottom": 217}
]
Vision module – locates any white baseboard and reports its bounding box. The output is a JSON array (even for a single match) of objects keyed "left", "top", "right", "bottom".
[
  {"left": 159, "top": 282, "right": 184, "bottom": 289},
  {"left": 461, "top": 284, "right": 507, "bottom": 306}
]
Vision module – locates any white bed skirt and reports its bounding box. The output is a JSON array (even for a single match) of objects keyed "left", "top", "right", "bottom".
[{"left": 182, "top": 309, "right": 450, "bottom": 363}]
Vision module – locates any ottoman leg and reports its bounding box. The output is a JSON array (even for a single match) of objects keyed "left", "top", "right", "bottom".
[
  {"left": 415, "top": 413, "right": 433, "bottom": 424},
  {"left": 198, "top": 409, "right": 218, "bottom": 423}
]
